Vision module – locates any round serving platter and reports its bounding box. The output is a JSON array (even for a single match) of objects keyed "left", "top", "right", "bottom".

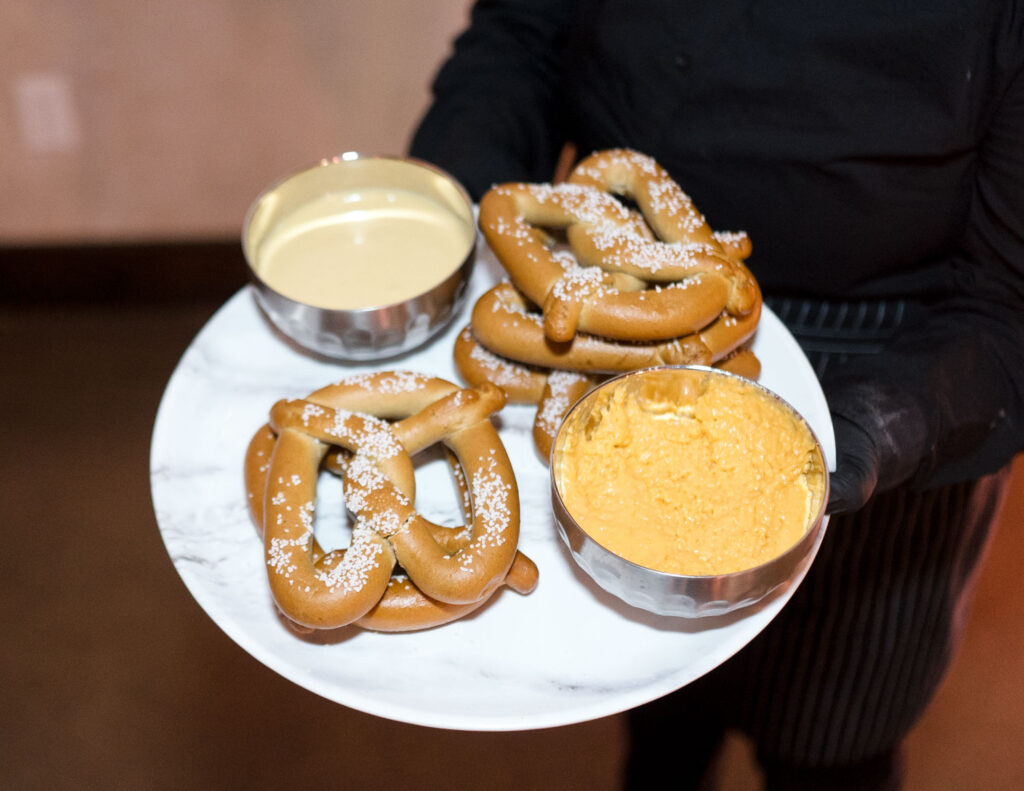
[{"left": 150, "top": 245, "right": 835, "bottom": 732}]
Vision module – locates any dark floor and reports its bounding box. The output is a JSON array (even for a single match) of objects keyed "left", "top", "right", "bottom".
[{"left": 1, "top": 244, "right": 1021, "bottom": 790}]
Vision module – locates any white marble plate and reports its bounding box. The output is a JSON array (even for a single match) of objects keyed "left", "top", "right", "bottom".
[{"left": 150, "top": 246, "right": 835, "bottom": 732}]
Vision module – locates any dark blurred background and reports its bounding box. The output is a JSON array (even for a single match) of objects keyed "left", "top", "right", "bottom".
[{"left": 1, "top": 2, "right": 1021, "bottom": 788}]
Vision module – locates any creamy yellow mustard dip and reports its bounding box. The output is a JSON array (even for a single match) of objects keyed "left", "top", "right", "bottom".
[
  {"left": 255, "top": 187, "right": 473, "bottom": 310},
  {"left": 554, "top": 370, "right": 824, "bottom": 576}
]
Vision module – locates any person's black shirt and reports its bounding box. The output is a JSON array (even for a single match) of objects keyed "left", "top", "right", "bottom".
[{"left": 411, "top": 0, "right": 1024, "bottom": 489}]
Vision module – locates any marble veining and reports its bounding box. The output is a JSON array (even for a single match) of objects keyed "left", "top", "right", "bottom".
[{"left": 150, "top": 247, "right": 834, "bottom": 731}]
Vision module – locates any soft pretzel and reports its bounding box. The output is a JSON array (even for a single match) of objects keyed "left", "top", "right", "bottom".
[
  {"left": 454, "top": 275, "right": 761, "bottom": 461},
  {"left": 470, "top": 281, "right": 714, "bottom": 373},
  {"left": 477, "top": 149, "right": 757, "bottom": 343},
  {"left": 454, "top": 325, "right": 600, "bottom": 459},
  {"left": 567, "top": 148, "right": 755, "bottom": 271},
  {"left": 461, "top": 148, "right": 764, "bottom": 460},
  {"left": 713, "top": 347, "right": 763, "bottom": 380},
  {"left": 469, "top": 279, "right": 760, "bottom": 373},
  {"left": 244, "top": 371, "right": 538, "bottom": 633},
  {"left": 455, "top": 322, "right": 760, "bottom": 462},
  {"left": 479, "top": 184, "right": 730, "bottom": 342},
  {"left": 452, "top": 325, "right": 549, "bottom": 403}
]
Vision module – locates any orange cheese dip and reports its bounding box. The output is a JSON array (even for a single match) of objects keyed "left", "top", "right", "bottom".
[{"left": 554, "top": 370, "right": 824, "bottom": 576}]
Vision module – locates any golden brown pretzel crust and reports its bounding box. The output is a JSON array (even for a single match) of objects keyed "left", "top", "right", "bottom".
[
  {"left": 712, "top": 347, "right": 763, "bottom": 380},
  {"left": 477, "top": 149, "right": 759, "bottom": 343},
  {"left": 531, "top": 370, "right": 598, "bottom": 460},
  {"left": 454, "top": 321, "right": 761, "bottom": 464},
  {"left": 567, "top": 149, "right": 754, "bottom": 264},
  {"left": 470, "top": 282, "right": 714, "bottom": 373},
  {"left": 453, "top": 325, "right": 548, "bottom": 403},
  {"left": 244, "top": 371, "right": 538, "bottom": 633},
  {"left": 454, "top": 326, "right": 596, "bottom": 461},
  {"left": 479, "top": 185, "right": 732, "bottom": 342},
  {"left": 456, "top": 148, "right": 764, "bottom": 462},
  {"left": 696, "top": 262, "right": 763, "bottom": 360}
]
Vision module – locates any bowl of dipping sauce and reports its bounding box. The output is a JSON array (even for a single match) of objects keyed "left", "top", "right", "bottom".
[
  {"left": 242, "top": 153, "right": 477, "bottom": 360},
  {"left": 550, "top": 365, "right": 828, "bottom": 618}
]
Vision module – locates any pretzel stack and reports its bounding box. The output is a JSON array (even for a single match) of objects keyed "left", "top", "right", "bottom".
[
  {"left": 244, "top": 372, "right": 538, "bottom": 633},
  {"left": 454, "top": 149, "right": 763, "bottom": 460}
]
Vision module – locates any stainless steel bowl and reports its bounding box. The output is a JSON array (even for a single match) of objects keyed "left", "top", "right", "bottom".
[
  {"left": 550, "top": 366, "right": 829, "bottom": 618},
  {"left": 242, "top": 153, "right": 476, "bottom": 361}
]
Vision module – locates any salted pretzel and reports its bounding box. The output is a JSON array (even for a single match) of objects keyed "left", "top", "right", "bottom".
[
  {"left": 468, "top": 280, "right": 760, "bottom": 373},
  {"left": 454, "top": 325, "right": 599, "bottom": 459},
  {"left": 454, "top": 275, "right": 761, "bottom": 461},
  {"left": 477, "top": 149, "right": 758, "bottom": 343},
  {"left": 244, "top": 371, "right": 538, "bottom": 633},
  {"left": 567, "top": 148, "right": 755, "bottom": 271},
  {"left": 455, "top": 322, "right": 761, "bottom": 461}
]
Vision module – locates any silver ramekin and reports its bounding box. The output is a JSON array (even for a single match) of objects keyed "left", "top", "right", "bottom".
[
  {"left": 242, "top": 153, "right": 476, "bottom": 361},
  {"left": 550, "top": 365, "right": 829, "bottom": 618}
]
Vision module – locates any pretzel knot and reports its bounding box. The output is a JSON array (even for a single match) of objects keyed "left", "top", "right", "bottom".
[
  {"left": 244, "top": 371, "right": 538, "bottom": 633},
  {"left": 478, "top": 148, "right": 758, "bottom": 343}
]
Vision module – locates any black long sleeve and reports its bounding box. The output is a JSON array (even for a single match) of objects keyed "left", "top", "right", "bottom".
[
  {"left": 409, "top": 0, "right": 1024, "bottom": 489},
  {"left": 409, "top": 0, "right": 576, "bottom": 199},
  {"left": 824, "top": 37, "right": 1024, "bottom": 488}
]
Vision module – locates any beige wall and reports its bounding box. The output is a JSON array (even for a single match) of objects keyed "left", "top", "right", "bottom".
[{"left": 1, "top": 0, "right": 472, "bottom": 244}]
